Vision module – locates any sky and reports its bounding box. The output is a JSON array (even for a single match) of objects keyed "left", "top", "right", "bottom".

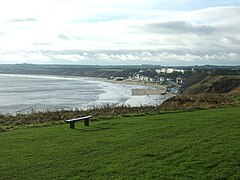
[{"left": 0, "top": 0, "right": 240, "bottom": 66}]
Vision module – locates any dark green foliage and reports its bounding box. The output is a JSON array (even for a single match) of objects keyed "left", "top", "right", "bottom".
[
  {"left": 0, "top": 107, "right": 239, "bottom": 179},
  {"left": 0, "top": 64, "right": 140, "bottom": 78}
]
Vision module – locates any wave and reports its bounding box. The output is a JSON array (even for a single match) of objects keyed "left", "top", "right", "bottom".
[
  {"left": 0, "top": 74, "right": 88, "bottom": 82},
  {"left": 0, "top": 74, "right": 169, "bottom": 114}
]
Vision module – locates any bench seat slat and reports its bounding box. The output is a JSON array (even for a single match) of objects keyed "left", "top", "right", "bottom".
[{"left": 64, "top": 115, "right": 92, "bottom": 122}]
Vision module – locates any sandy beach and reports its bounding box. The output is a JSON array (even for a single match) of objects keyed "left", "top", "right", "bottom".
[
  {"left": 131, "top": 87, "right": 166, "bottom": 96},
  {"left": 86, "top": 77, "right": 167, "bottom": 96}
]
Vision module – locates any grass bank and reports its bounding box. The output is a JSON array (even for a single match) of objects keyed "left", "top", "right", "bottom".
[
  {"left": 161, "top": 75, "right": 240, "bottom": 110},
  {"left": 0, "top": 106, "right": 163, "bottom": 131},
  {"left": 0, "top": 107, "right": 239, "bottom": 179}
]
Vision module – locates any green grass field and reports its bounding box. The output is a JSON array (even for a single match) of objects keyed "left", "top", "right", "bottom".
[{"left": 0, "top": 107, "right": 240, "bottom": 179}]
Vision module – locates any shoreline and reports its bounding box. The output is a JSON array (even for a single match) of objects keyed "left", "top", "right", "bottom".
[
  {"left": 0, "top": 74, "right": 175, "bottom": 115},
  {"left": 0, "top": 73, "right": 168, "bottom": 96},
  {"left": 85, "top": 77, "right": 167, "bottom": 96}
]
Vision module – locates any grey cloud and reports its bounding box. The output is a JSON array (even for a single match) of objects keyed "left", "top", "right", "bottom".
[
  {"left": 57, "top": 34, "right": 83, "bottom": 41},
  {"left": 33, "top": 42, "right": 51, "bottom": 46},
  {"left": 39, "top": 49, "right": 232, "bottom": 57},
  {"left": 0, "top": 31, "right": 6, "bottom": 35},
  {"left": 74, "top": 36, "right": 83, "bottom": 41},
  {"left": 39, "top": 49, "right": 240, "bottom": 66},
  {"left": 58, "top": 34, "right": 70, "bottom": 40},
  {"left": 225, "top": 36, "right": 240, "bottom": 45},
  {"left": 8, "top": 18, "right": 37, "bottom": 22},
  {"left": 1, "top": 49, "right": 239, "bottom": 66},
  {"left": 143, "top": 21, "right": 216, "bottom": 35}
]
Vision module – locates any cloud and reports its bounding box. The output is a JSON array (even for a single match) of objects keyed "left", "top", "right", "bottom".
[
  {"left": 57, "top": 34, "right": 70, "bottom": 40},
  {"left": 0, "top": 49, "right": 239, "bottom": 65},
  {"left": 0, "top": 1, "right": 239, "bottom": 65},
  {"left": 224, "top": 37, "right": 240, "bottom": 45},
  {"left": 33, "top": 43, "right": 51, "bottom": 46},
  {"left": 142, "top": 21, "right": 216, "bottom": 35},
  {"left": 50, "top": 54, "right": 88, "bottom": 63},
  {"left": 8, "top": 18, "right": 37, "bottom": 22},
  {"left": 34, "top": 49, "right": 240, "bottom": 65},
  {"left": 0, "top": 51, "right": 53, "bottom": 64}
]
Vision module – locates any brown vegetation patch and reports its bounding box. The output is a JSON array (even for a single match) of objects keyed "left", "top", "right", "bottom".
[
  {"left": 0, "top": 105, "right": 163, "bottom": 130},
  {"left": 161, "top": 76, "right": 240, "bottom": 110},
  {"left": 183, "top": 76, "right": 240, "bottom": 95},
  {"left": 160, "top": 93, "right": 239, "bottom": 110}
]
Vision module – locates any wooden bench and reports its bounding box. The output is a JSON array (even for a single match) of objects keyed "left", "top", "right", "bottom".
[{"left": 64, "top": 115, "right": 92, "bottom": 129}]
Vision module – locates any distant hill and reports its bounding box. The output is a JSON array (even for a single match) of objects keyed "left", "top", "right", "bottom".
[{"left": 0, "top": 64, "right": 138, "bottom": 78}]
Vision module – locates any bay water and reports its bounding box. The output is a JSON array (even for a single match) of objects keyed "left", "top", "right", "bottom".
[{"left": 0, "top": 74, "right": 169, "bottom": 114}]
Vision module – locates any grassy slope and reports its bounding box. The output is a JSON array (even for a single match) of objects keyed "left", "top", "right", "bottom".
[
  {"left": 161, "top": 75, "right": 240, "bottom": 110},
  {"left": 0, "top": 107, "right": 240, "bottom": 179},
  {"left": 183, "top": 75, "right": 240, "bottom": 95}
]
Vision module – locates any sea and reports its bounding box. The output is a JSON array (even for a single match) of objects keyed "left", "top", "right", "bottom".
[{"left": 0, "top": 74, "right": 171, "bottom": 114}]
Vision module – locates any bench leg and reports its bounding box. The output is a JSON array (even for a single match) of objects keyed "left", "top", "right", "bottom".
[
  {"left": 70, "top": 121, "right": 75, "bottom": 129},
  {"left": 84, "top": 118, "right": 89, "bottom": 126}
]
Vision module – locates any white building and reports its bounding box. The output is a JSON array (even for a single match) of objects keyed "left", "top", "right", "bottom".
[
  {"left": 176, "top": 77, "right": 183, "bottom": 84},
  {"left": 143, "top": 76, "right": 149, "bottom": 82},
  {"left": 159, "top": 77, "right": 165, "bottom": 82},
  {"left": 166, "top": 68, "right": 174, "bottom": 73},
  {"left": 156, "top": 68, "right": 184, "bottom": 74}
]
